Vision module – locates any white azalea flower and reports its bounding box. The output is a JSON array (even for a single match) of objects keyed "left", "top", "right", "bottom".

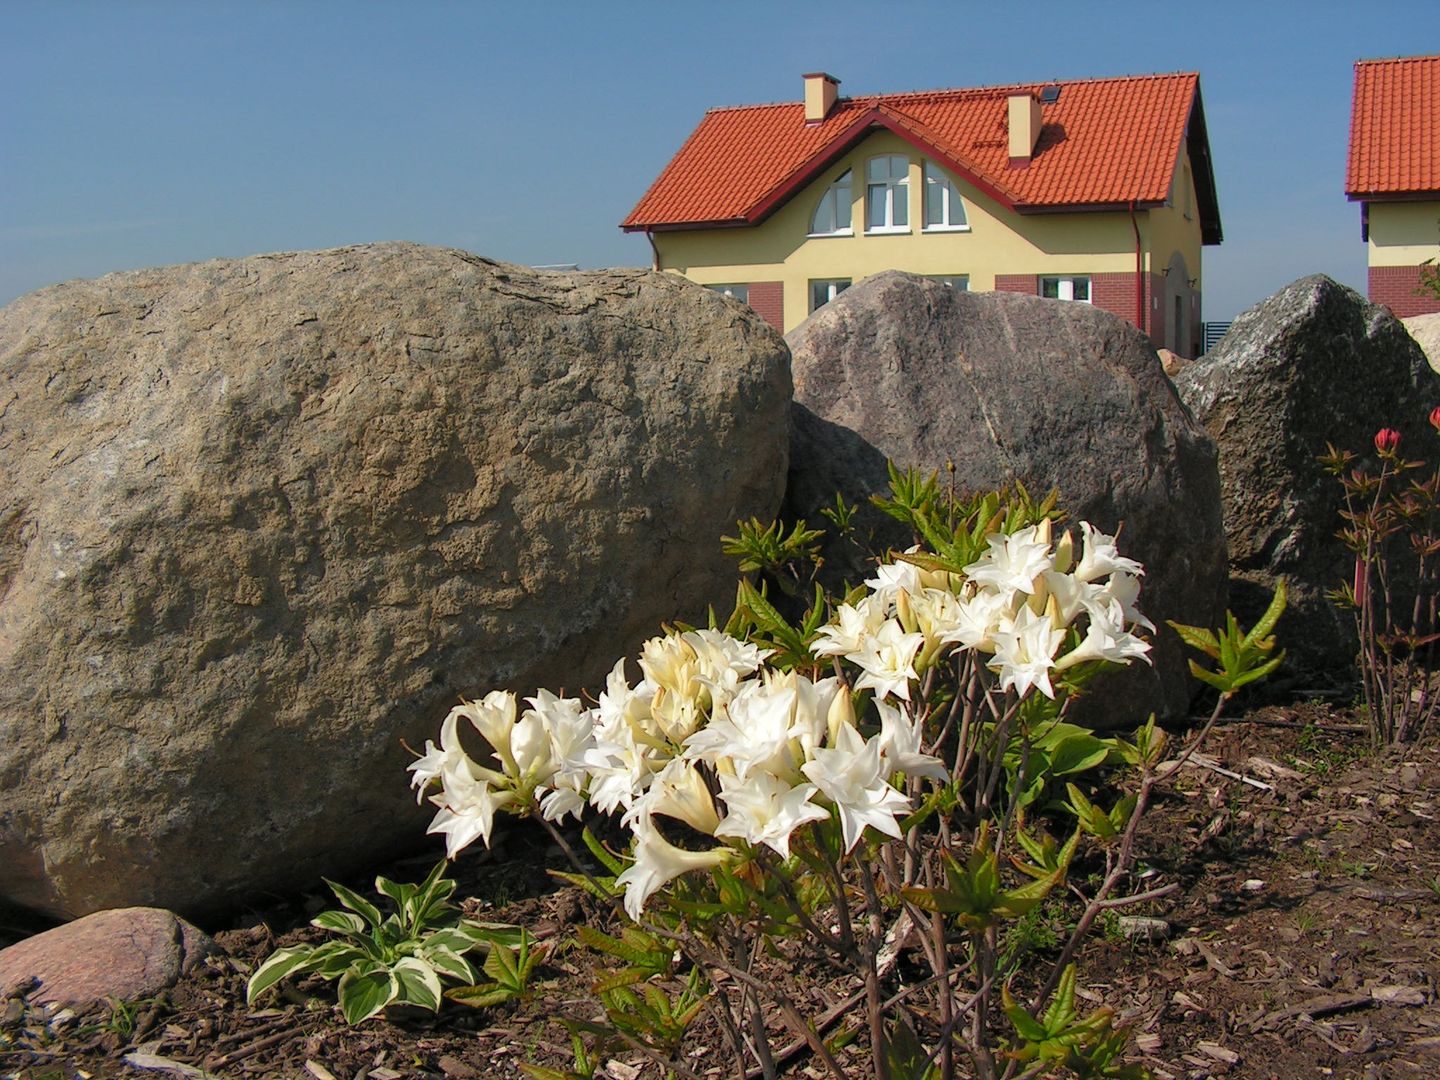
[
  {"left": 848, "top": 618, "right": 924, "bottom": 702},
  {"left": 1074, "top": 522, "right": 1145, "bottom": 583},
  {"left": 684, "top": 670, "right": 836, "bottom": 784},
  {"left": 939, "top": 587, "right": 1012, "bottom": 653},
  {"left": 989, "top": 604, "right": 1065, "bottom": 699},
  {"left": 616, "top": 815, "right": 732, "bottom": 920},
  {"left": 1092, "top": 568, "right": 1155, "bottom": 632},
  {"left": 801, "top": 723, "right": 911, "bottom": 853},
  {"left": 864, "top": 560, "right": 924, "bottom": 611},
  {"left": 426, "top": 761, "right": 517, "bottom": 856},
  {"left": 812, "top": 599, "right": 886, "bottom": 658},
  {"left": 963, "top": 525, "right": 1053, "bottom": 597},
  {"left": 1056, "top": 601, "right": 1153, "bottom": 670},
  {"left": 624, "top": 758, "right": 721, "bottom": 836},
  {"left": 714, "top": 770, "right": 828, "bottom": 859},
  {"left": 874, "top": 699, "right": 949, "bottom": 782},
  {"left": 451, "top": 691, "right": 520, "bottom": 776}
]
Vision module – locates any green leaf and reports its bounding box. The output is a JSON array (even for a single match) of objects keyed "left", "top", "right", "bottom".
[
  {"left": 1046, "top": 734, "right": 1114, "bottom": 776},
  {"left": 337, "top": 967, "right": 399, "bottom": 1025},
  {"left": 580, "top": 826, "right": 626, "bottom": 875},
  {"left": 324, "top": 878, "right": 384, "bottom": 931},
  {"left": 311, "top": 910, "right": 367, "bottom": 936},
  {"left": 246, "top": 946, "right": 323, "bottom": 1003},
  {"left": 446, "top": 984, "right": 519, "bottom": 1009},
  {"left": 391, "top": 957, "right": 443, "bottom": 1012},
  {"left": 421, "top": 946, "right": 477, "bottom": 984}
]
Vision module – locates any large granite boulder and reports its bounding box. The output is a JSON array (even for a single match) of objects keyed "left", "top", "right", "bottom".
[
  {"left": 0, "top": 243, "right": 790, "bottom": 919},
  {"left": 1175, "top": 275, "right": 1440, "bottom": 676},
  {"left": 785, "top": 271, "right": 1226, "bottom": 726},
  {"left": 1403, "top": 313, "right": 1440, "bottom": 373}
]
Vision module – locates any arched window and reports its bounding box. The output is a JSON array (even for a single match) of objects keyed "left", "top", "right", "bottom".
[
  {"left": 923, "top": 163, "right": 968, "bottom": 230},
  {"left": 810, "top": 170, "right": 853, "bottom": 235},
  {"left": 866, "top": 155, "right": 909, "bottom": 232}
]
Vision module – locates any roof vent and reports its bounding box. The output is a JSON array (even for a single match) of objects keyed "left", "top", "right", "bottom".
[
  {"left": 1040, "top": 85, "right": 1061, "bottom": 104},
  {"left": 804, "top": 72, "right": 840, "bottom": 122}
]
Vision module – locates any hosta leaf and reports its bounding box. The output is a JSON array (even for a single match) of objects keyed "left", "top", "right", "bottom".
[
  {"left": 421, "top": 946, "right": 477, "bottom": 984},
  {"left": 246, "top": 946, "right": 322, "bottom": 1003},
  {"left": 311, "top": 910, "right": 367, "bottom": 936},
  {"left": 324, "top": 879, "right": 384, "bottom": 931},
  {"left": 391, "top": 957, "right": 443, "bottom": 1012},
  {"left": 311, "top": 944, "right": 371, "bottom": 979},
  {"left": 337, "top": 968, "right": 399, "bottom": 1025}
]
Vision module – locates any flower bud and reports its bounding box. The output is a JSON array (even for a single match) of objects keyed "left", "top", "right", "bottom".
[
  {"left": 1375, "top": 428, "right": 1401, "bottom": 455},
  {"left": 1430, "top": 406, "right": 1440, "bottom": 434}
]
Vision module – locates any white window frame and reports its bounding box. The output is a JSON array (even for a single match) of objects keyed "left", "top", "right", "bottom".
[
  {"left": 707, "top": 284, "right": 749, "bottom": 303},
  {"left": 865, "top": 155, "right": 910, "bottom": 234},
  {"left": 809, "top": 278, "right": 851, "bottom": 312},
  {"left": 1040, "top": 275, "right": 1092, "bottom": 303},
  {"left": 809, "top": 170, "right": 853, "bottom": 237},
  {"left": 922, "top": 162, "right": 969, "bottom": 232}
]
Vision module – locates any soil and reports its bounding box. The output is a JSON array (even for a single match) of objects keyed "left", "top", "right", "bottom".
[{"left": 3, "top": 701, "right": 1438, "bottom": 1080}]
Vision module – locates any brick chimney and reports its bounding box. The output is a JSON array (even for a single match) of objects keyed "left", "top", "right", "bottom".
[
  {"left": 1007, "top": 92, "right": 1042, "bottom": 166},
  {"left": 804, "top": 72, "right": 840, "bottom": 122}
]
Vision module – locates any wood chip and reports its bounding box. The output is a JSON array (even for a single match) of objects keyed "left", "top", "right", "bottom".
[
  {"left": 304, "top": 1062, "right": 339, "bottom": 1080},
  {"left": 120, "top": 1052, "right": 216, "bottom": 1079},
  {"left": 1371, "top": 985, "right": 1427, "bottom": 1006},
  {"left": 1197, "top": 1041, "right": 1240, "bottom": 1064}
]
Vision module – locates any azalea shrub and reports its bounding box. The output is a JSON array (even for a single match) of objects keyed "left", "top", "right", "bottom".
[
  {"left": 410, "top": 473, "right": 1282, "bottom": 1079},
  {"left": 1323, "top": 416, "right": 1440, "bottom": 745}
]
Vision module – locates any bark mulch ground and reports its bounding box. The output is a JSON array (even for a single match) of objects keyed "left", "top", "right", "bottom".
[{"left": 3, "top": 702, "right": 1438, "bottom": 1079}]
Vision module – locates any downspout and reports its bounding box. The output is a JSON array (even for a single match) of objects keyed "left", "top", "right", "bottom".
[
  {"left": 1129, "top": 201, "right": 1146, "bottom": 339},
  {"left": 645, "top": 229, "right": 660, "bottom": 272}
]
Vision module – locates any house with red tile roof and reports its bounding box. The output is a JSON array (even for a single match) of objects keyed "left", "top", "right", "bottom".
[
  {"left": 1346, "top": 54, "right": 1440, "bottom": 318},
  {"left": 623, "top": 71, "right": 1221, "bottom": 355}
]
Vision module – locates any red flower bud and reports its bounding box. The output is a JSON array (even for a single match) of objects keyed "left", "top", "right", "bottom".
[
  {"left": 1375, "top": 428, "right": 1401, "bottom": 454},
  {"left": 1429, "top": 405, "right": 1440, "bottom": 433}
]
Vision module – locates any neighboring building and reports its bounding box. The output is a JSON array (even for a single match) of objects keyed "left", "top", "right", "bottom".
[
  {"left": 1347, "top": 54, "right": 1440, "bottom": 318},
  {"left": 622, "top": 71, "right": 1222, "bottom": 356}
]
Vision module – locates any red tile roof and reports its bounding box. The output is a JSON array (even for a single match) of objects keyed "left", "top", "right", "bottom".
[
  {"left": 1347, "top": 55, "right": 1440, "bottom": 199},
  {"left": 623, "top": 72, "right": 1219, "bottom": 241}
]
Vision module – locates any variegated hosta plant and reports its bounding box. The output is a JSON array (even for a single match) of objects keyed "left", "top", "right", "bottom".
[{"left": 246, "top": 860, "right": 506, "bottom": 1024}]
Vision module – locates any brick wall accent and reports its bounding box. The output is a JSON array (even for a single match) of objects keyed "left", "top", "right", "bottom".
[
  {"left": 1369, "top": 265, "right": 1440, "bottom": 318},
  {"left": 747, "top": 281, "right": 784, "bottom": 331},
  {"left": 993, "top": 274, "right": 1037, "bottom": 294}
]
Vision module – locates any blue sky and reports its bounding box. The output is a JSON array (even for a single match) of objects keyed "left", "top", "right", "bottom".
[{"left": 2, "top": 1, "right": 1437, "bottom": 322}]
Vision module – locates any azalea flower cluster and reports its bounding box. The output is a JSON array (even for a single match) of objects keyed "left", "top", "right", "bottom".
[{"left": 409, "top": 519, "right": 1151, "bottom": 920}]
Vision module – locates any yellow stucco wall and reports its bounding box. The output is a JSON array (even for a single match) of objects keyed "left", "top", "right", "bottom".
[
  {"left": 650, "top": 129, "right": 1205, "bottom": 334},
  {"left": 1368, "top": 200, "right": 1440, "bottom": 266}
]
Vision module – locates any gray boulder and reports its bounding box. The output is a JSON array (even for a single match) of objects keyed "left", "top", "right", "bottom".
[
  {"left": 785, "top": 271, "right": 1226, "bottom": 726},
  {"left": 1174, "top": 275, "right": 1440, "bottom": 676},
  {"left": 0, "top": 243, "right": 790, "bottom": 919}
]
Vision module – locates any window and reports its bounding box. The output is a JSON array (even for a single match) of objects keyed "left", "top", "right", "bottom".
[
  {"left": 708, "top": 284, "right": 749, "bottom": 304},
  {"left": 928, "top": 275, "right": 969, "bottom": 291},
  {"left": 809, "top": 278, "right": 850, "bottom": 312},
  {"left": 1040, "top": 276, "right": 1091, "bottom": 303},
  {"left": 923, "top": 163, "right": 968, "bottom": 230},
  {"left": 810, "top": 170, "right": 853, "bottom": 235},
  {"left": 865, "top": 155, "right": 909, "bottom": 232}
]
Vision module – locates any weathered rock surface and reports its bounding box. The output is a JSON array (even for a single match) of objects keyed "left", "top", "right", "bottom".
[
  {"left": 785, "top": 271, "right": 1225, "bottom": 725},
  {"left": 1403, "top": 313, "right": 1440, "bottom": 373},
  {"left": 1175, "top": 275, "right": 1440, "bottom": 675},
  {"left": 0, "top": 243, "right": 790, "bottom": 919},
  {"left": 0, "top": 907, "right": 213, "bottom": 1007}
]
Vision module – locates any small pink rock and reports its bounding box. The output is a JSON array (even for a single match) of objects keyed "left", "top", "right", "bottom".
[{"left": 0, "top": 906, "right": 214, "bottom": 1008}]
